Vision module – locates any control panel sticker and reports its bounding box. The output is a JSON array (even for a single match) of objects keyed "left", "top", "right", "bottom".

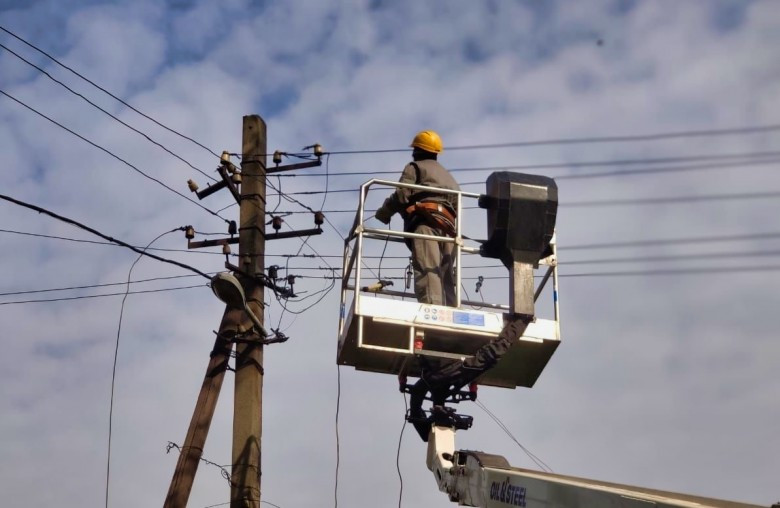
[{"left": 453, "top": 311, "right": 485, "bottom": 327}]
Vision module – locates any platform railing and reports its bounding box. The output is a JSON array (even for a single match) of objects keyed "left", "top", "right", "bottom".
[{"left": 339, "top": 179, "right": 493, "bottom": 338}]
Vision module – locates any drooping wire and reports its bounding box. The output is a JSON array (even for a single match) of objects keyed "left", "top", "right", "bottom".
[
  {"left": 106, "top": 228, "right": 179, "bottom": 508},
  {"left": 0, "top": 193, "right": 211, "bottom": 279},
  {"left": 396, "top": 392, "right": 408, "bottom": 508},
  {"left": 0, "top": 42, "right": 217, "bottom": 182},
  {"left": 320, "top": 153, "right": 331, "bottom": 210},
  {"left": 377, "top": 235, "right": 390, "bottom": 281},
  {"left": 334, "top": 365, "right": 341, "bottom": 508},
  {"left": 474, "top": 399, "right": 553, "bottom": 473},
  {"left": 0, "top": 90, "right": 229, "bottom": 222},
  {"left": 0, "top": 25, "right": 222, "bottom": 159}
]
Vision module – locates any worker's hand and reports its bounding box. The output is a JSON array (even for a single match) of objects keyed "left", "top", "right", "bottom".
[{"left": 374, "top": 207, "right": 392, "bottom": 224}]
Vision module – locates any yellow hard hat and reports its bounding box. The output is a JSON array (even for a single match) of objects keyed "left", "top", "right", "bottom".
[{"left": 410, "top": 130, "right": 443, "bottom": 153}]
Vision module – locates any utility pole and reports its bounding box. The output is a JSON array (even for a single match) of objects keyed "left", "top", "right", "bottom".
[
  {"left": 166, "top": 114, "right": 321, "bottom": 507},
  {"left": 163, "top": 311, "right": 237, "bottom": 507},
  {"left": 230, "top": 115, "right": 266, "bottom": 507}
]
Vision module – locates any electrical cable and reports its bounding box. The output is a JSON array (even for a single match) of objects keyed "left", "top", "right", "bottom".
[
  {"left": 474, "top": 400, "right": 553, "bottom": 473},
  {"left": 563, "top": 231, "right": 780, "bottom": 250},
  {"left": 8, "top": 226, "right": 780, "bottom": 259},
  {"left": 334, "top": 364, "right": 341, "bottom": 508},
  {"left": 321, "top": 153, "right": 331, "bottom": 210},
  {"left": 0, "top": 284, "right": 204, "bottom": 306},
  {"left": 322, "top": 123, "right": 780, "bottom": 155},
  {"left": 0, "top": 193, "right": 212, "bottom": 278},
  {"left": 269, "top": 186, "right": 780, "bottom": 215},
  {"left": 106, "top": 228, "right": 178, "bottom": 508},
  {"left": 272, "top": 157, "right": 780, "bottom": 195},
  {"left": 275, "top": 150, "right": 780, "bottom": 178},
  {"left": 0, "top": 42, "right": 217, "bottom": 182},
  {"left": 0, "top": 24, "right": 222, "bottom": 159},
  {"left": 0, "top": 273, "right": 202, "bottom": 297},
  {"left": 0, "top": 89, "right": 229, "bottom": 222},
  {"left": 297, "top": 265, "right": 780, "bottom": 280},
  {"left": 0, "top": 228, "right": 227, "bottom": 255},
  {"left": 567, "top": 190, "right": 780, "bottom": 207},
  {"left": 396, "top": 392, "right": 408, "bottom": 508}
]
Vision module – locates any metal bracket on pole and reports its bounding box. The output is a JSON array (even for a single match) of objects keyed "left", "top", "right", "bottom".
[
  {"left": 267, "top": 159, "right": 322, "bottom": 174},
  {"left": 188, "top": 236, "right": 239, "bottom": 249}
]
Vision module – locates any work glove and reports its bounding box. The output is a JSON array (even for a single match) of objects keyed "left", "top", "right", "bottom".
[{"left": 374, "top": 206, "right": 392, "bottom": 224}]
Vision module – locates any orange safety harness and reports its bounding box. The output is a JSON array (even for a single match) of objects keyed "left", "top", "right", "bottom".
[{"left": 405, "top": 201, "right": 457, "bottom": 237}]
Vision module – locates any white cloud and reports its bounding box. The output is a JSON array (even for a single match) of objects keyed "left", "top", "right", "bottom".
[{"left": 1, "top": 1, "right": 779, "bottom": 507}]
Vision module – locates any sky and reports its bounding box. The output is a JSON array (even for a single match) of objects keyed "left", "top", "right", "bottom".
[{"left": 1, "top": 1, "right": 779, "bottom": 507}]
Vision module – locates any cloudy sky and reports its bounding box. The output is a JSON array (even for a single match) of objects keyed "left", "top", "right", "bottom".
[{"left": 1, "top": 0, "right": 779, "bottom": 507}]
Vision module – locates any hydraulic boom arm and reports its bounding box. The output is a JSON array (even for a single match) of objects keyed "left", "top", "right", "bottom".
[{"left": 426, "top": 424, "right": 772, "bottom": 508}]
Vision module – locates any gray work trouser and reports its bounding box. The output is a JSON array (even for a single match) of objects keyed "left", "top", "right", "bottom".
[{"left": 411, "top": 224, "right": 456, "bottom": 306}]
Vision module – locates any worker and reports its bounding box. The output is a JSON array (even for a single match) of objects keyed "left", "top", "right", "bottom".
[{"left": 374, "top": 130, "right": 460, "bottom": 306}]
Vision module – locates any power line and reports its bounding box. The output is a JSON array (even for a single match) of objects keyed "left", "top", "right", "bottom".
[
  {"left": 279, "top": 247, "right": 780, "bottom": 273},
  {"left": 270, "top": 189, "right": 780, "bottom": 215},
  {"left": 0, "top": 42, "right": 217, "bottom": 182},
  {"left": 322, "top": 123, "right": 780, "bottom": 155},
  {"left": 6, "top": 226, "right": 780, "bottom": 264},
  {"left": 0, "top": 284, "right": 204, "bottom": 306},
  {"left": 265, "top": 157, "right": 780, "bottom": 198},
  {"left": 298, "top": 265, "right": 780, "bottom": 279},
  {"left": 0, "top": 193, "right": 211, "bottom": 278},
  {"left": 0, "top": 273, "right": 201, "bottom": 296},
  {"left": 276, "top": 150, "right": 780, "bottom": 178},
  {"left": 563, "top": 231, "right": 780, "bottom": 250},
  {"left": 0, "top": 228, "right": 229, "bottom": 255},
  {"left": 0, "top": 24, "right": 222, "bottom": 159},
  {"left": 0, "top": 89, "right": 228, "bottom": 222},
  {"left": 566, "top": 190, "right": 780, "bottom": 207}
]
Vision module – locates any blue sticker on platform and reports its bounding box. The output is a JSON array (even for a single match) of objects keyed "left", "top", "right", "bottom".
[{"left": 453, "top": 311, "right": 485, "bottom": 326}]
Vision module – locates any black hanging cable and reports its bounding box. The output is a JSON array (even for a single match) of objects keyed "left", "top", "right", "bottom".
[
  {"left": 0, "top": 90, "right": 229, "bottom": 222},
  {"left": 0, "top": 42, "right": 217, "bottom": 182},
  {"left": 320, "top": 153, "right": 331, "bottom": 210},
  {"left": 0, "top": 193, "right": 211, "bottom": 279},
  {"left": 0, "top": 25, "right": 222, "bottom": 159},
  {"left": 474, "top": 400, "right": 553, "bottom": 473},
  {"left": 396, "top": 392, "right": 408, "bottom": 508},
  {"left": 334, "top": 365, "right": 341, "bottom": 508},
  {"left": 106, "top": 228, "right": 178, "bottom": 508}
]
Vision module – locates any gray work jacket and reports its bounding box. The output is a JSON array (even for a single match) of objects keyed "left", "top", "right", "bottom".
[{"left": 377, "top": 159, "right": 460, "bottom": 220}]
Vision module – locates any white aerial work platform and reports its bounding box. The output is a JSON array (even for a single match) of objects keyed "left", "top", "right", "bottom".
[
  {"left": 336, "top": 173, "right": 776, "bottom": 508},
  {"left": 336, "top": 177, "right": 560, "bottom": 389}
]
